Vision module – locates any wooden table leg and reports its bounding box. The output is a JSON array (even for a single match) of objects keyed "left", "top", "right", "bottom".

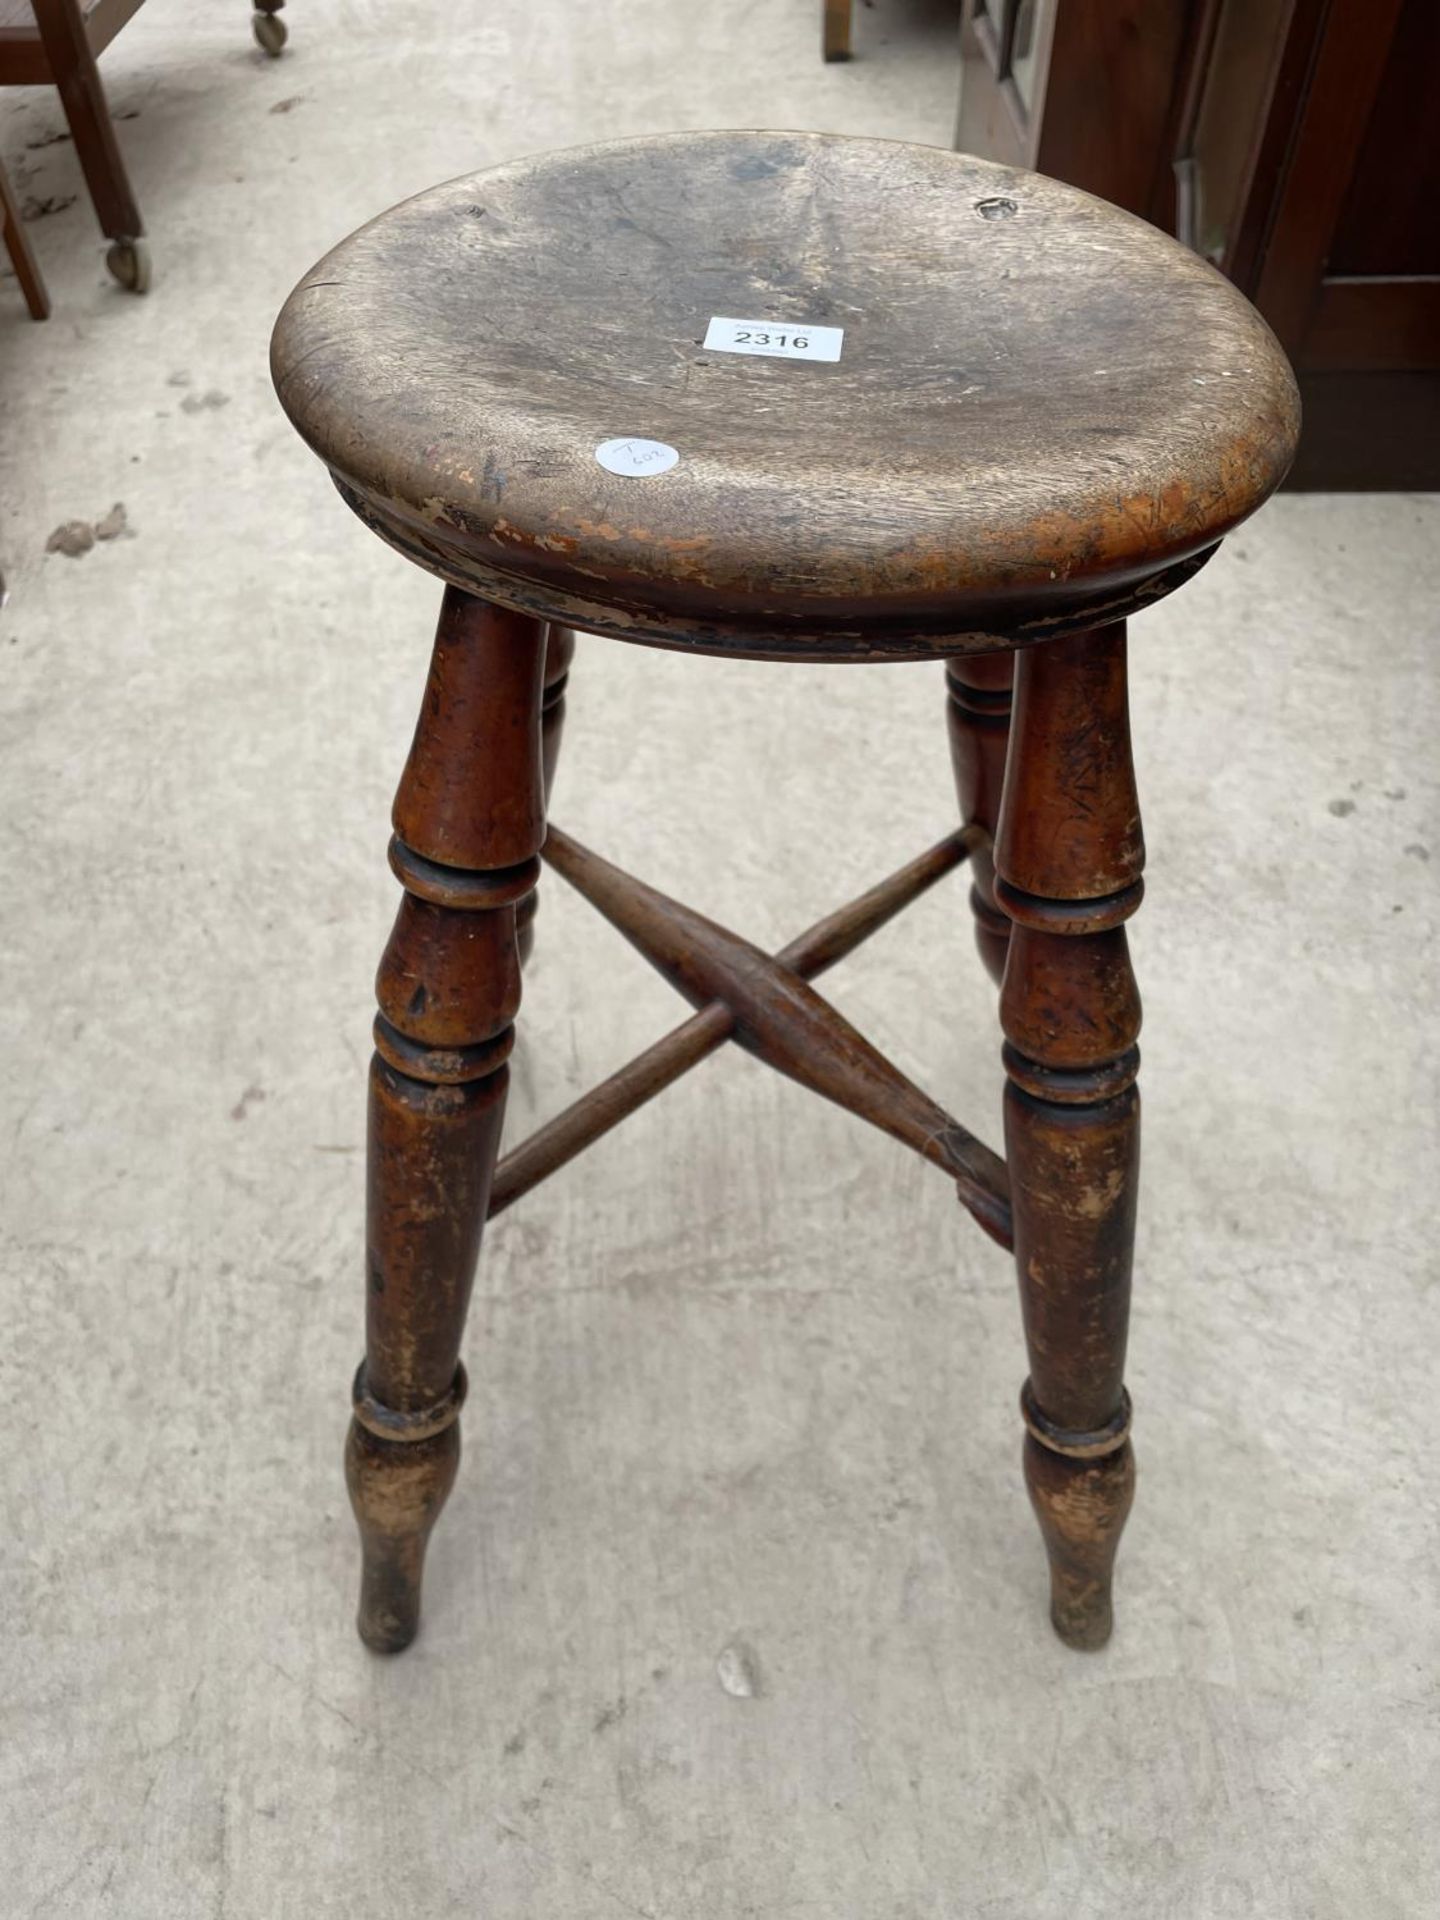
[
  {"left": 0, "top": 157, "right": 49, "bottom": 320},
  {"left": 823, "top": 0, "right": 852, "bottom": 61},
  {"left": 994, "top": 621, "right": 1142, "bottom": 1649},
  {"left": 946, "top": 656, "right": 1013, "bottom": 985},
  {"left": 31, "top": 0, "right": 141, "bottom": 240},
  {"left": 346, "top": 586, "right": 547, "bottom": 1652}
]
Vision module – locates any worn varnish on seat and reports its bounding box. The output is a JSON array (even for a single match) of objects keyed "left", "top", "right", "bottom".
[
  {"left": 272, "top": 132, "right": 1297, "bottom": 659},
  {"left": 272, "top": 131, "right": 1297, "bottom": 1662}
]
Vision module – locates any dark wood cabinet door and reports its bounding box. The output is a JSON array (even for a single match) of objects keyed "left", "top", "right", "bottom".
[
  {"left": 1250, "top": 0, "right": 1440, "bottom": 486},
  {"left": 955, "top": 1, "right": 1057, "bottom": 171},
  {"left": 956, "top": 0, "right": 1440, "bottom": 487}
]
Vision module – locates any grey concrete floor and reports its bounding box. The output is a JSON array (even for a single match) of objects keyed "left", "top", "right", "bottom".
[{"left": 2, "top": 3, "right": 1438, "bottom": 1915}]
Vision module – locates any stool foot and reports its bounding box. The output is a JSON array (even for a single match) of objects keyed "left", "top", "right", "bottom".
[
  {"left": 346, "top": 1420, "right": 459, "bottom": 1653},
  {"left": 1025, "top": 1435, "right": 1135, "bottom": 1649}
]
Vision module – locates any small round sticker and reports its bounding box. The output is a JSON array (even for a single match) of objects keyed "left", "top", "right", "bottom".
[{"left": 595, "top": 437, "right": 680, "bottom": 478}]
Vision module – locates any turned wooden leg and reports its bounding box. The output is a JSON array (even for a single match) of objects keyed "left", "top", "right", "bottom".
[
  {"left": 995, "top": 622, "right": 1142, "bottom": 1650},
  {"left": 517, "top": 625, "right": 575, "bottom": 966},
  {"left": 823, "top": 0, "right": 853, "bottom": 60},
  {"left": 946, "top": 656, "right": 1013, "bottom": 986},
  {"left": 347, "top": 586, "right": 547, "bottom": 1652}
]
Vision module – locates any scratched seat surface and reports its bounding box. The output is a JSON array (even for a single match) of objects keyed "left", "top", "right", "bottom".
[{"left": 271, "top": 130, "right": 1298, "bottom": 660}]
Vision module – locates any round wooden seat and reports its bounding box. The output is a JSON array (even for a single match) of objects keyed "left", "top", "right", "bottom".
[{"left": 271, "top": 132, "right": 1298, "bottom": 659}]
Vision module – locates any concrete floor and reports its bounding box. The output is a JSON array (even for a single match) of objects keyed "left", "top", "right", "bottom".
[{"left": 3, "top": 2, "right": 1438, "bottom": 1915}]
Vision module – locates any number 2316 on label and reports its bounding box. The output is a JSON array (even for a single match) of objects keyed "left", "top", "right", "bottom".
[{"left": 702, "top": 316, "right": 844, "bottom": 363}]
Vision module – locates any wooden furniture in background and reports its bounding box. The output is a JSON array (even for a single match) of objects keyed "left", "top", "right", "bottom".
[
  {"left": 957, "top": 0, "right": 1191, "bottom": 216},
  {"left": 1, "top": 148, "right": 48, "bottom": 313},
  {"left": 1183, "top": 0, "right": 1440, "bottom": 487},
  {"left": 955, "top": 0, "right": 1440, "bottom": 488},
  {"left": 272, "top": 132, "right": 1297, "bottom": 1658},
  {"left": 0, "top": 0, "right": 286, "bottom": 301},
  {"left": 823, "top": 0, "right": 852, "bottom": 62}
]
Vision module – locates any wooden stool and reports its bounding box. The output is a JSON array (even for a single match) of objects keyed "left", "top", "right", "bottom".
[{"left": 272, "top": 132, "right": 1297, "bottom": 1656}]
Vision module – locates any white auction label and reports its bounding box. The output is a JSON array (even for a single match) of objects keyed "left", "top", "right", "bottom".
[
  {"left": 703, "top": 316, "right": 843, "bottom": 363},
  {"left": 595, "top": 437, "right": 680, "bottom": 477}
]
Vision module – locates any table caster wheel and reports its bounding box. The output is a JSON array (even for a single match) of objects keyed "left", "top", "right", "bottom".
[
  {"left": 105, "top": 235, "right": 151, "bottom": 293},
  {"left": 253, "top": 10, "right": 287, "bottom": 55}
]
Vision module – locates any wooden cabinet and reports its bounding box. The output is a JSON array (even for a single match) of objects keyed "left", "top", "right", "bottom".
[
  {"left": 955, "top": 0, "right": 1440, "bottom": 487},
  {"left": 956, "top": 1, "right": 1191, "bottom": 218}
]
